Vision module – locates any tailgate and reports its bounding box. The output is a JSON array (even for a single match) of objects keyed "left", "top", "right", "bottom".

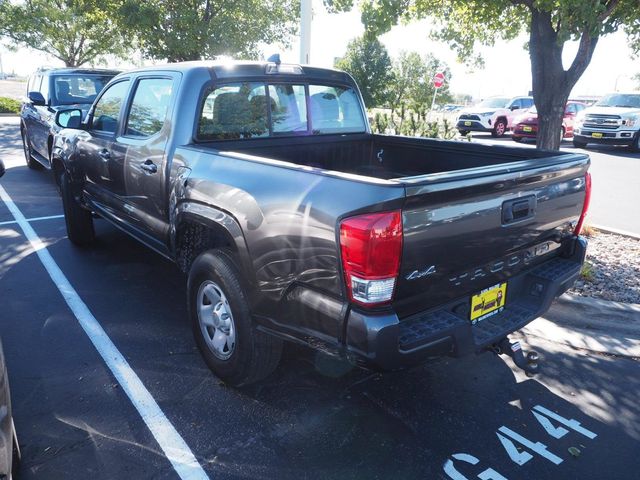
[{"left": 395, "top": 154, "right": 590, "bottom": 318}]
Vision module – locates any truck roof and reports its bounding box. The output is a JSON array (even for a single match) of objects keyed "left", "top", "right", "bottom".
[
  {"left": 34, "top": 67, "right": 121, "bottom": 76},
  {"left": 120, "top": 60, "right": 355, "bottom": 84}
]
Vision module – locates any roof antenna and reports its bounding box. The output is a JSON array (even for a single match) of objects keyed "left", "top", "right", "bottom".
[{"left": 267, "top": 53, "right": 281, "bottom": 65}]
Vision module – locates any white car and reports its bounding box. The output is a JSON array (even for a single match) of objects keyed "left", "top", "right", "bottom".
[
  {"left": 456, "top": 96, "right": 534, "bottom": 137},
  {"left": 573, "top": 92, "right": 640, "bottom": 151}
]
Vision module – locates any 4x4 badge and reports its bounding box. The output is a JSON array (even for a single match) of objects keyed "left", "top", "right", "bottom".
[{"left": 406, "top": 265, "right": 437, "bottom": 280}]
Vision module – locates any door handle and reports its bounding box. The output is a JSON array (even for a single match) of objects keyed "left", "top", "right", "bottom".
[
  {"left": 98, "top": 149, "right": 110, "bottom": 160},
  {"left": 140, "top": 159, "right": 157, "bottom": 174}
]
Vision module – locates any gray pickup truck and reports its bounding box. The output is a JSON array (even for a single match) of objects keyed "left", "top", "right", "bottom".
[{"left": 52, "top": 61, "right": 591, "bottom": 386}]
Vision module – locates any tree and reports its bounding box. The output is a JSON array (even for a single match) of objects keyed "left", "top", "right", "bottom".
[
  {"left": 335, "top": 35, "right": 394, "bottom": 108},
  {"left": 326, "top": 0, "right": 640, "bottom": 150},
  {"left": 0, "top": 0, "right": 129, "bottom": 67},
  {"left": 389, "top": 51, "right": 452, "bottom": 118},
  {"left": 634, "top": 73, "right": 640, "bottom": 89},
  {"left": 119, "top": 0, "right": 299, "bottom": 62}
]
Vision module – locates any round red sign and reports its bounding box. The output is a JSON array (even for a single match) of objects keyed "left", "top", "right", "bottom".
[{"left": 433, "top": 72, "right": 445, "bottom": 88}]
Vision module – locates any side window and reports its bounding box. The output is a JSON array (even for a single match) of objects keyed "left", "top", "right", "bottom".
[
  {"left": 510, "top": 99, "right": 521, "bottom": 110},
  {"left": 125, "top": 78, "right": 173, "bottom": 138},
  {"left": 92, "top": 80, "right": 130, "bottom": 134},
  {"left": 309, "top": 85, "right": 366, "bottom": 134},
  {"left": 198, "top": 82, "right": 268, "bottom": 140},
  {"left": 565, "top": 103, "right": 577, "bottom": 114},
  {"left": 29, "top": 75, "right": 41, "bottom": 94},
  {"left": 522, "top": 98, "right": 534, "bottom": 109},
  {"left": 269, "top": 84, "right": 307, "bottom": 134}
]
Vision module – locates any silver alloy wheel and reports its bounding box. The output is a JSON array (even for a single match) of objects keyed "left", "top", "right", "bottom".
[
  {"left": 197, "top": 280, "right": 236, "bottom": 360},
  {"left": 495, "top": 121, "right": 506, "bottom": 136}
]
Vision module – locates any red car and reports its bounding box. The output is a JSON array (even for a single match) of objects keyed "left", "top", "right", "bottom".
[{"left": 512, "top": 101, "right": 588, "bottom": 143}]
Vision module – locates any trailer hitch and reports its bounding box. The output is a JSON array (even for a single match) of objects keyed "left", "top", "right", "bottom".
[{"left": 490, "top": 337, "right": 540, "bottom": 377}]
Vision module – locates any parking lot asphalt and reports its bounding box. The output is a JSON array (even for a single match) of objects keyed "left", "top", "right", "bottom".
[
  {"left": 472, "top": 133, "right": 640, "bottom": 236},
  {"left": 1, "top": 117, "right": 639, "bottom": 479}
]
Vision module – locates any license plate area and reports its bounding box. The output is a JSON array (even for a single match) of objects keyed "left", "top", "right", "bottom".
[
  {"left": 464, "top": 121, "right": 472, "bottom": 126},
  {"left": 523, "top": 126, "right": 532, "bottom": 132},
  {"left": 470, "top": 283, "right": 507, "bottom": 323},
  {"left": 592, "top": 132, "right": 603, "bottom": 138}
]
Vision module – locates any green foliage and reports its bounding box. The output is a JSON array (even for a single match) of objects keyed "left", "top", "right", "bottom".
[
  {"left": 0, "top": 0, "right": 129, "bottom": 67},
  {"left": 119, "top": 0, "right": 299, "bottom": 62},
  {"left": 335, "top": 35, "right": 394, "bottom": 108},
  {"left": 634, "top": 73, "right": 640, "bottom": 90},
  {"left": 370, "top": 110, "right": 460, "bottom": 140},
  {"left": 389, "top": 51, "right": 452, "bottom": 119},
  {"left": 0, "top": 96, "right": 20, "bottom": 114}
]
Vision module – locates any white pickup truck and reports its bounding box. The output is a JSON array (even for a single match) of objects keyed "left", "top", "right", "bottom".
[
  {"left": 456, "top": 96, "right": 534, "bottom": 137},
  {"left": 573, "top": 92, "right": 640, "bottom": 151}
]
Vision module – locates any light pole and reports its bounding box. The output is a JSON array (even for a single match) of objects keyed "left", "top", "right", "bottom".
[{"left": 300, "top": 0, "right": 312, "bottom": 64}]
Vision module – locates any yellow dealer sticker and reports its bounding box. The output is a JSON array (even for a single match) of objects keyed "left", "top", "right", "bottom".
[
  {"left": 592, "top": 132, "right": 603, "bottom": 138},
  {"left": 464, "top": 121, "right": 472, "bottom": 126},
  {"left": 470, "top": 283, "right": 507, "bottom": 322}
]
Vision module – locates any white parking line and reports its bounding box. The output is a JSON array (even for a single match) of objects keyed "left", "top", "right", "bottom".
[
  {"left": 0, "top": 185, "right": 210, "bottom": 480},
  {"left": 0, "top": 214, "right": 65, "bottom": 227}
]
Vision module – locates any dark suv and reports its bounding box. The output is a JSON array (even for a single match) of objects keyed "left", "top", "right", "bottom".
[{"left": 20, "top": 68, "right": 119, "bottom": 176}]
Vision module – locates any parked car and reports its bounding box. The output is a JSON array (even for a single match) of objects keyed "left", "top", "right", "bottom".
[
  {"left": 0, "top": 161, "right": 20, "bottom": 479},
  {"left": 52, "top": 61, "right": 590, "bottom": 386},
  {"left": 572, "top": 92, "right": 640, "bottom": 151},
  {"left": 456, "top": 96, "right": 534, "bottom": 137},
  {"left": 20, "top": 67, "right": 119, "bottom": 177},
  {"left": 512, "top": 101, "right": 588, "bottom": 143}
]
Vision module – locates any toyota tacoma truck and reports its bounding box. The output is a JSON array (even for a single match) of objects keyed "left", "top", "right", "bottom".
[
  {"left": 573, "top": 92, "right": 640, "bottom": 151},
  {"left": 457, "top": 96, "right": 534, "bottom": 137},
  {"left": 52, "top": 61, "right": 591, "bottom": 386}
]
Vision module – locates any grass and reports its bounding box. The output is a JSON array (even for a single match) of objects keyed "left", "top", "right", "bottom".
[
  {"left": 0, "top": 96, "right": 20, "bottom": 114},
  {"left": 580, "top": 260, "right": 596, "bottom": 282},
  {"left": 581, "top": 223, "right": 598, "bottom": 238}
]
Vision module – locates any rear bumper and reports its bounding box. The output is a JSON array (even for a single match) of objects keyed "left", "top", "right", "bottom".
[
  {"left": 344, "top": 237, "right": 587, "bottom": 371},
  {"left": 456, "top": 120, "right": 492, "bottom": 132}
]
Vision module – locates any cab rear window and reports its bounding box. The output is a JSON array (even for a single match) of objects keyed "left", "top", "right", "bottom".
[{"left": 197, "top": 82, "right": 366, "bottom": 141}]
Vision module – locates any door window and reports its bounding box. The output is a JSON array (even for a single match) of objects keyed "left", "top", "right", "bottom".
[
  {"left": 521, "top": 98, "right": 534, "bottom": 109},
  {"left": 125, "top": 78, "right": 173, "bottom": 138},
  {"left": 92, "top": 80, "right": 130, "bottom": 134}
]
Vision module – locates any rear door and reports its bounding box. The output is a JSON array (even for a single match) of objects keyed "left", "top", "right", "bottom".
[
  {"left": 394, "top": 155, "right": 590, "bottom": 318},
  {"left": 116, "top": 74, "right": 178, "bottom": 245}
]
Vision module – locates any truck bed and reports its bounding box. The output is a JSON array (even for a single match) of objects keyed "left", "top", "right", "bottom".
[{"left": 199, "top": 133, "right": 569, "bottom": 180}]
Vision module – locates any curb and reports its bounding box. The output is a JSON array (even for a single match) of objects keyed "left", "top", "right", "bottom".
[
  {"left": 0, "top": 113, "right": 19, "bottom": 117},
  {"left": 590, "top": 224, "right": 640, "bottom": 240}
]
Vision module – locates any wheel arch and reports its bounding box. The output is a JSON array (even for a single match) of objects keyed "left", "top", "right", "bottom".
[{"left": 172, "top": 204, "right": 255, "bottom": 286}]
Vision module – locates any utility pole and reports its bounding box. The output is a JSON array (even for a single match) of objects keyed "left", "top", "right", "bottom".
[{"left": 300, "top": 0, "right": 312, "bottom": 64}]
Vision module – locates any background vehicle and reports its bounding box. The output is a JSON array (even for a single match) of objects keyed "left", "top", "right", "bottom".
[
  {"left": 573, "top": 92, "right": 640, "bottom": 151},
  {"left": 456, "top": 96, "right": 534, "bottom": 137},
  {"left": 512, "top": 101, "right": 588, "bottom": 143},
  {"left": 0, "top": 162, "right": 20, "bottom": 479},
  {"left": 20, "top": 67, "right": 119, "bottom": 177},
  {"left": 53, "top": 61, "right": 590, "bottom": 386}
]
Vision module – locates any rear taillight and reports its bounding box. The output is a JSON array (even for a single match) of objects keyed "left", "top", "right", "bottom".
[
  {"left": 339, "top": 211, "right": 402, "bottom": 306},
  {"left": 574, "top": 172, "right": 592, "bottom": 235}
]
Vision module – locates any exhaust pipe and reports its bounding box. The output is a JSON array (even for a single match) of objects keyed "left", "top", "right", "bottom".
[{"left": 491, "top": 337, "right": 540, "bottom": 377}]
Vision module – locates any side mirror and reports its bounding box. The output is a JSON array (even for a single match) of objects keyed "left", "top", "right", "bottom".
[
  {"left": 28, "top": 91, "right": 46, "bottom": 106},
  {"left": 510, "top": 105, "right": 520, "bottom": 111},
  {"left": 55, "top": 109, "right": 83, "bottom": 129},
  {"left": 0, "top": 159, "right": 5, "bottom": 178}
]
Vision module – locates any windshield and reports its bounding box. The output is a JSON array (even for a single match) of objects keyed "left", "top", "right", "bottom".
[
  {"left": 477, "top": 97, "right": 510, "bottom": 108},
  {"left": 595, "top": 93, "right": 640, "bottom": 108},
  {"left": 52, "top": 74, "right": 115, "bottom": 106}
]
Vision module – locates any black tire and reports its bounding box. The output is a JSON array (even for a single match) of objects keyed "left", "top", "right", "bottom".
[
  {"left": 458, "top": 129, "right": 470, "bottom": 136},
  {"left": 491, "top": 119, "right": 507, "bottom": 138},
  {"left": 188, "top": 250, "right": 282, "bottom": 386},
  {"left": 630, "top": 132, "right": 640, "bottom": 153},
  {"left": 21, "top": 127, "right": 43, "bottom": 170},
  {"left": 60, "top": 172, "right": 95, "bottom": 245},
  {"left": 512, "top": 136, "right": 523, "bottom": 143},
  {"left": 573, "top": 138, "right": 588, "bottom": 149}
]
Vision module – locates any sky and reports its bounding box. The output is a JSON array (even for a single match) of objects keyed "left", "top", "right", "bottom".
[{"left": 1, "top": 0, "right": 638, "bottom": 99}]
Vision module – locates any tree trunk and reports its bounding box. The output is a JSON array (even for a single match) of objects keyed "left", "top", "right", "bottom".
[{"left": 529, "top": 9, "right": 599, "bottom": 150}]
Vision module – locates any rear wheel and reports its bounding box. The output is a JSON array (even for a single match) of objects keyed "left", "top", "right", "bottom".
[
  {"left": 492, "top": 119, "right": 507, "bottom": 137},
  {"left": 573, "top": 138, "right": 588, "bottom": 149},
  {"left": 188, "top": 250, "right": 282, "bottom": 386},
  {"left": 21, "top": 128, "right": 43, "bottom": 170},
  {"left": 60, "top": 172, "right": 95, "bottom": 245}
]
